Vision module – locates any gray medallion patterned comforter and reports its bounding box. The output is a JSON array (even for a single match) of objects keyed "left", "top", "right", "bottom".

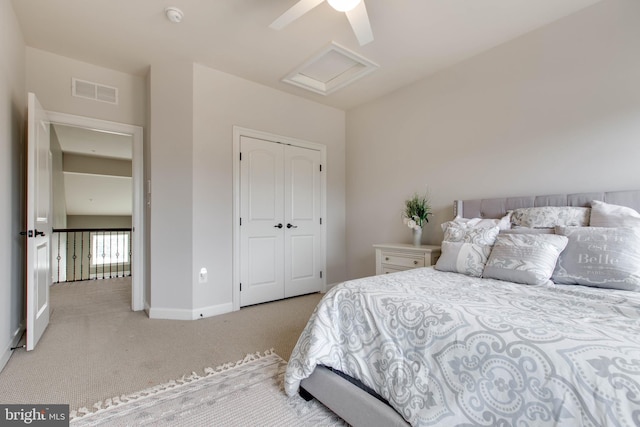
[{"left": 284, "top": 267, "right": 640, "bottom": 427}]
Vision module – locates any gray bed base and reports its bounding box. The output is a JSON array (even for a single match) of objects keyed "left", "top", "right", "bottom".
[
  {"left": 299, "top": 188, "right": 640, "bottom": 427},
  {"left": 300, "top": 366, "right": 409, "bottom": 427}
]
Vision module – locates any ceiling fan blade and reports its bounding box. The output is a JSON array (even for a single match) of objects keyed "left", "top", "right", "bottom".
[
  {"left": 345, "top": 0, "right": 373, "bottom": 46},
  {"left": 269, "top": 0, "right": 326, "bottom": 30}
]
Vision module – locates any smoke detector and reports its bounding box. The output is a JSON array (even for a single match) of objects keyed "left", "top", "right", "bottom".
[{"left": 165, "top": 7, "right": 184, "bottom": 23}]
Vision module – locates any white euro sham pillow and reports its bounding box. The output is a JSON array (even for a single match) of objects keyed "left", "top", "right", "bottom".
[
  {"left": 441, "top": 211, "right": 512, "bottom": 231},
  {"left": 511, "top": 206, "right": 590, "bottom": 228},
  {"left": 589, "top": 200, "right": 640, "bottom": 228}
]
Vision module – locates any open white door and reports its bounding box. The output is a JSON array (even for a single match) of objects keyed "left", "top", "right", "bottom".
[{"left": 25, "top": 92, "right": 52, "bottom": 351}]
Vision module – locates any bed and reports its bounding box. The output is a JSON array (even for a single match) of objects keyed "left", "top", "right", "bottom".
[{"left": 284, "top": 189, "right": 640, "bottom": 427}]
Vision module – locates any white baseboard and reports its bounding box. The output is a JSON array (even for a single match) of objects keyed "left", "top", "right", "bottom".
[
  {"left": 148, "top": 303, "right": 233, "bottom": 320},
  {"left": 192, "top": 303, "right": 234, "bottom": 319},
  {"left": 1, "top": 324, "right": 25, "bottom": 373}
]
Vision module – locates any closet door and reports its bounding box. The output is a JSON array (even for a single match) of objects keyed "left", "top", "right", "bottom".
[
  {"left": 239, "top": 137, "right": 285, "bottom": 306},
  {"left": 284, "top": 145, "right": 322, "bottom": 298},
  {"left": 239, "top": 136, "right": 323, "bottom": 307}
]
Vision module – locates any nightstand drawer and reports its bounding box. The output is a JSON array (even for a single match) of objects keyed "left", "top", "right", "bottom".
[
  {"left": 374, "top": 243, "right": 441, "bottom": 276},
  {"left": 381, "top": 252, "right": 425, "bottom": 268}
]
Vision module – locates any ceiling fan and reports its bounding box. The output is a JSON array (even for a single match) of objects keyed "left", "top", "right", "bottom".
[{"left": 270, "top": 0, "right": 374, "bottom": 46}]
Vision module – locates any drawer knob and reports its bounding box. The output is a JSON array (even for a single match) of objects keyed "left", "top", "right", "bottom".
[
  {"left": 385, "top": 257, "right": 389, "bottom": 261},
  {"left": 414, "top": 260, "right": 418, "bottom": 265}
]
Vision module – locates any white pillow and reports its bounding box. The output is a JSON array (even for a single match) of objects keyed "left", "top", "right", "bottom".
[
  {"left": 590, "top": 200, "right": 640, "bottom": 228},
  {"left": 443, "top": 225, "right": 500, "bottom": 246},
  {"left": 441, "top": 212, "right": 512, "bottom": 232},
  {"left": 500, "top": 227, "right": 555, "bottom": 235},
  {"left": 483, "top": 234, "right": 568, "bottom": 286},
  {"left": 511, "top": 206, "right": 590, "bottom": 228}
]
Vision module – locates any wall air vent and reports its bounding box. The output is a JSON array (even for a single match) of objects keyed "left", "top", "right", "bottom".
[
  {"left": 283, "top": 42, "right": 379, "bottom": 96},
  {"left": 72, "top": 78, "right": 119, "bottom": 104}
]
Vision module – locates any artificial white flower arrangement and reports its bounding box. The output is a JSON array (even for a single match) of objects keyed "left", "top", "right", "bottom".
[{"left": 403, "top": 192, "right": 432, "bottom": 230}]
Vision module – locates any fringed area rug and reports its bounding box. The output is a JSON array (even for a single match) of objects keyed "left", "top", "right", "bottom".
[{"left": 70, "top": 350, "right": 347, "bottom": 426}]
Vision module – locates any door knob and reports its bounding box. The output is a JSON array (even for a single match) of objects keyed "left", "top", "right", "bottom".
[
  {"left": 274, "top": 223, "right": 283, "bottom": 229},
  {"left": 286, "top": 223, "right": 298, "bottom": 229}
]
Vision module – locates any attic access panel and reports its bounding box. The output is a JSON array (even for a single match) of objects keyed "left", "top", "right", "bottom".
[{"left": 283, "top": 42, "right": 379, "bottom": 96}]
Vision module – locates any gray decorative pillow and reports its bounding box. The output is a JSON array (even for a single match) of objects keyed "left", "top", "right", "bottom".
[
  {"left": 483, "top": 234, "right": 568, "bottom": 286},
  {"left": 552, "top": 226, "right": 640, "bottom": 291},
  {"left": 435, "top": 241, "right": 493, "bottom": 278},
  {"left": 511, "top": 206, "right": 590, "bottom": 228},
  {"left": 590, "top": 200, "right": 640, "bottom": 228},
  {"left": 436, "top": 225, "right": 499, "bottom": 277}
]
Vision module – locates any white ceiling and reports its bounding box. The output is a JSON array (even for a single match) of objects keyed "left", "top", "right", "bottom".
[
  {"left": 11, "top": 0, "right": 601, "bottom": 110},
  {"left": 53, "top": 124, "right": 132, "bottom": 160},
  {"left": 53, "top": 124, "right": 133, "bottom": 216}
]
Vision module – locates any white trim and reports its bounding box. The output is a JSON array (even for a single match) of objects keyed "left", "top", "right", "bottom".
[
  {"left": 46, "top": 111, "right": 145, "bottom": 312},
  {"left": 193, "top": 303, "right": 234, "bottom": 319},
  {"left": 149, "top": 303, "right": 233, "bottom": 321},
  {"left": 148, "top": 307, "right": 192, "bottom": 321},
  {"left": 282, "top": 42, "right": 379, "bottom": 96},
  {"left": 0, "top": 324, "right": 24, "bottom": 372},
  {"left": 232, "top": 126, "right": 327, "bottom": 312}
]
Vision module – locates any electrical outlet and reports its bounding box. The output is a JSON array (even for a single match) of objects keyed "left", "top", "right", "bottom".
[{"left": 199, "top": 268, "right": 208, "bottom": 283}]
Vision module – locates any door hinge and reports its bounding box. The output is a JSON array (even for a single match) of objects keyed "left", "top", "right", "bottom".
[
  {"left": 320, "top": 218, "right": 322, "bottom": 225},
  {"left": 240, "top": 283, "right": 242, "bottom": 292},
  {"left": 240, "top": 217, "right": 242, "bottom": 226},
  {"left": 319, "top": 164, "right": 322, "bottom": 172},
  {"left": 239, "top": 152, "right": 242, "bottom": 161},
  {"left": 320, "top": 271, "right": 323, "bottom": 279}
]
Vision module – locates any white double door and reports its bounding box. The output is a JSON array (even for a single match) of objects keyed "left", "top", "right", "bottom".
[{"left": 240, "top": 136, "right": 323, "bottom": 307}]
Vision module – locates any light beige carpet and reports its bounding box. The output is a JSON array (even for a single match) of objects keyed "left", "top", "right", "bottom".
[
  {"left": 0, "top": 278, "right": 324, "bottom": 413},
  {"left": 70, "top": 351, "right": 347, "bottom": 426}
]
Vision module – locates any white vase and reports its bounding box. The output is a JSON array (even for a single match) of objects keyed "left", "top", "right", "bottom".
[{"left": 412, "top": 227, "right": 422, "bottom": 246}]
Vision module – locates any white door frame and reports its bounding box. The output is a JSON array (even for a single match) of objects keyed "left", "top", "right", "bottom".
[
  {"left": 46, "top": 111, "right": 145, "bottom": 311},
  {"left": 232, "top": 126, "right": 327, "bottom": 311}
]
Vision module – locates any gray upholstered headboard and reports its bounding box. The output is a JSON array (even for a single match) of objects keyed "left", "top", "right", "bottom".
[{"left": 455, "top": 189, "right": 640, "bottom": 219}]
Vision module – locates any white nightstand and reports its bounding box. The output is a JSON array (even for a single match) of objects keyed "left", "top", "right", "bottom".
[{"left": 374, "top": 243, "right": 441, "bottom": 275}]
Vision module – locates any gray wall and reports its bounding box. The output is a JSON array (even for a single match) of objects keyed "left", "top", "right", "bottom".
[
  {"left": 0, "top": 1, "right": 26, "bottom": 371},
  {"left": 66, "top": 216, "right": 132, "bottom": 228},
  {"left": 148, "top": 61, "right": 194, "bottom": 314},
  {"left": 191, "top": 64, "right": 346, "bottom": 317},
  {"left": 51, "top": 127, "right": 67, "bottom": 229},
  {"left": 147, "top": 62, "right": 346, "bottom": 319},
  {"left": 25, "top": 48, "right": 146, "bottom": 126},
  {"left": 345, "top": 0, "right": 640, "bottom": 279}
]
